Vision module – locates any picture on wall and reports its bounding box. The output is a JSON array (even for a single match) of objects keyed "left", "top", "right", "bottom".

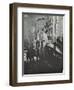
[{"left": 9, "top": 3, "right": 72, "bottom": 86}]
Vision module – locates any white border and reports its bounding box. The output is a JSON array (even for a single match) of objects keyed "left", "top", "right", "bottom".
[{"left": 17, "top": 7, "right": 70, "bottom": 82}]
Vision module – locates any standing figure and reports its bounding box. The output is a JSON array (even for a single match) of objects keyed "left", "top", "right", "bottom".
[
  {"left": 41, "top": 29, "right": 48, "bottom": 58},
  {"left": 36, "top": 40, "right": 40, "bottom": 61}
]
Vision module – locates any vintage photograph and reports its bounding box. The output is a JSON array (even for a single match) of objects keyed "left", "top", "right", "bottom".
[
  {"left": 10, "top": 3, "right": 72, "bottom": 86},
  {"left": 22, "top": 13, "right": 63, "bottom": 75}
]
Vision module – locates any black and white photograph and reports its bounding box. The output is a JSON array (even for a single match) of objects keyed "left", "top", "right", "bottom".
[
  {"left": 10, "top": 3, "right": 72, "bottom": 86},
  {"left": 22, "top": 13, "right": 63, "bottom": 75}
]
